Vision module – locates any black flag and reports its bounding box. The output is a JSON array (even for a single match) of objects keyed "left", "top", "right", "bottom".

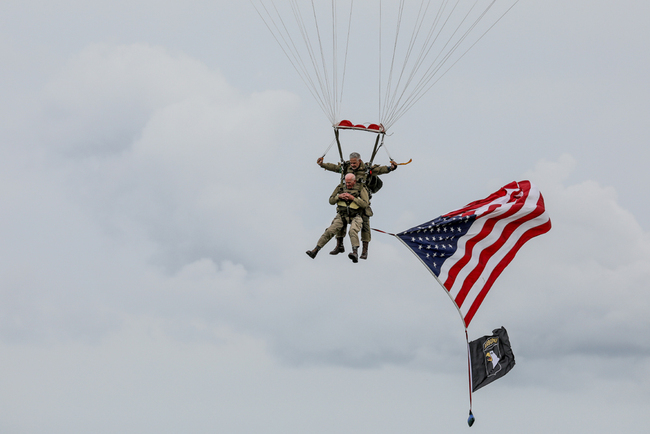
[{"left": 469, "top": 327, "right": 515, "bottom": 392}]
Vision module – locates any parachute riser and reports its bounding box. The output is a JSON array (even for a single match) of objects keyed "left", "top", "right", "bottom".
[
  {"left": 334, "top": 128, "right": 345, "bottom": 164},
  {"left": 368, "top": 133, "right": 384, "bottom": 167}
]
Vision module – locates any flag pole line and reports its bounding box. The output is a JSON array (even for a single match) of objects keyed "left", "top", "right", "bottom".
[
  {"left": 390, "top": 233, "right": 467, "bottom": 328},
  {"left": 376, "top": 230, "right": 475, "bottom": 422},
  {"left": 466, "top": 329, "right": 475, "bottom": 426}
]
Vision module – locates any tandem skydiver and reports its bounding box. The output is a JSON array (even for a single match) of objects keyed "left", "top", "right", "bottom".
[{"left": 316, "top": 152, "right": 397, "bottom": 260}]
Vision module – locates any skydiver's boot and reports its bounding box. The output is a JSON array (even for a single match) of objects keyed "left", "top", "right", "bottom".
[
  {"left": 306, "top": 246, "right": 320, "bottom": 259},
  {"left": 348, "top": 246, "right": 359, "bottom": 263},
  {"left": 360, "top": 241, "right": 369, "bottom": 260},
  {"left": 329, "top": 237, "right": 345, "bottom": 255}
]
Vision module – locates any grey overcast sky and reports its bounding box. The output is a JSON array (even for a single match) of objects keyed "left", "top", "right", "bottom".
[{"left": 1, "top": 1, "right": 649, "bottom": 433}]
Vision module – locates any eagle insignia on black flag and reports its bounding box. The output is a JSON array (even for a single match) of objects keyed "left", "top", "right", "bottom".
[
  {"left": 484, "top": 338, "right": 502, "bottom": 377},
  {"left": 469, "top": 327, "right": 516, "bottom": 392}
]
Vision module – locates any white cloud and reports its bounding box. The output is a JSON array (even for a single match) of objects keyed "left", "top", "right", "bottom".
[
  {"left": 37, "top": 43, "right": 303, "bottom": 272},
  {"left": 3, "top": 41, "right": 649, "bottom": 382},
  {"left": 478, "top": 155, "right": 650, "bottom": 366}
]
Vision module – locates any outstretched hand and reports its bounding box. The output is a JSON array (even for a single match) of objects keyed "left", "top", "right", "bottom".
[{"left": 317, "top": 157, "right": 324, "bottom": 166}]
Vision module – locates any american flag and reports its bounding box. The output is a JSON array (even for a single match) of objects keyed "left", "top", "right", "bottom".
[{"left": 396, "top": 180, "right": 551, "bottom": 328}]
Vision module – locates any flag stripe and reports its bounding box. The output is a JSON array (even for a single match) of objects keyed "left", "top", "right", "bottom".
[
  {"left": 443, "top": 183, "right": 534, "bottom": 296},
  {"left": 458, "top": 207, "right": 548, "bottom": 314},
  {"left": 443, "top": 182, "right": 513, "bottom": 218},
  {"left": 453, "top": 187, "right": 542, "bottom": 307},
  {"left": 461, "top": 213, "right": 549, "bottom": 313},
  {"left": 463, "top": 217, "right": 552, "bottom": 325},
  {"left": 440, "top": 182, "right": 534, "bottom": 292}
]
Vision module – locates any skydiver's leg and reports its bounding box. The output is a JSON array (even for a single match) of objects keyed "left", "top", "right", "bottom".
[
  {"left": 360, "top": 214, "right": 371, "bottom": 260},
  {"left": 329, "top": 236, "right": 345, "bottom": 255},
  {"left": 336, "top": 221, "right": 347, "bottom": 238},
  {"left": 347, "top": 215, "right": 363, "bottom": 263},
  {"left": 308, "top": 215, "right": 345, "bottom": 258},
  {"left": 347, "top": 215, "right": 363, "bottom": 249},
  {"left": 317, "top": 214, "right": 345, "bottom": 248},
  {"left": 361, "top": 214, "right": 371, "bottom": 242},
  {"left": 330, "top": 217, "right": 346, "bottom": 255}
]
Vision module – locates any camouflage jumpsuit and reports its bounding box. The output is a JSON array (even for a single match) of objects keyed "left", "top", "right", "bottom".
[
  {"left": 316, "top": 182, "right": 369, "bottom": 249},
  {"left": 319, "top": 160, "right": 395, "bottom": 242}
]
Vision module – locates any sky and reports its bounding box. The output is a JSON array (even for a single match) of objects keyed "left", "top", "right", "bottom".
[{"left": 1, "top": 1, "right": 649, "bottom": 433}]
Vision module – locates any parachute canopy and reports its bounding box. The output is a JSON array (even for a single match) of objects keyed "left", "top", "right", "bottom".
[{"left": 336, "top": 120, "right": 385, "bottom": 133}]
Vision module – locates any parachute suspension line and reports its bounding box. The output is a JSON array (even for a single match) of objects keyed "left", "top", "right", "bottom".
[
  {"left": 320, "top": 137, "right": 337, "bottom": 159},
  {"left": 401, "top": 0, "right": 521, "bottom": 120},
  {"left": 379, "top": 0, "right": 454, "bottom": 128},
  {"left": 251, "top": 0, "right": 328, "bottom": 115},
  {"left": 380, "top": 138, "right": 394, "bottom": 163},
  {"left": 382, "top": 0, "right": 456, "bottom": 129},
  {"left": 382, "top": 0, "right": 471, "bottom": 129},
  {"left": 256, "top": 0, "right": 520, "bottom": 131},
  {"left": 378, "top": 0, "right": 382, "bottom": 123},
  {"left": 253, "top": 2, "right": 334, "bottom": 122},
  {"left": 335, "top": 0, "right": 355, "bottom": 124},
  {"left": 331, "top": 0, "right": 338, "bottom": 120},
  {"left": 253, "top": 0, "right": 356, "bottom": 126},
  {"left": 387, "top": 0, "right": 494, "bottom": 126},
  {"left": 384, "top": 0, "right": 520, "bottom": 128},
  {"left": 302, "top": 0, "right": 352, "bottom": 125},
  {"left": 381, "top": 0, "right": 434, "bottom": 127},
  {"left": 378, "top": 0, "right": 521, "bottom": 130},
  {"left": 303, "top": 0, "right": 336, "bottom": 123},
  {"left": 379, "top": 0, "right": 406, "bottom": 125}
]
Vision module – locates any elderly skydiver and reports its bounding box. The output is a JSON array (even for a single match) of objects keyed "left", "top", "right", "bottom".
[
  {"left": 306, "top": 173, "right": 369, "bottom": 263},
  {"left": 316, "top": 152, "right": 397, "bottom": 260}
]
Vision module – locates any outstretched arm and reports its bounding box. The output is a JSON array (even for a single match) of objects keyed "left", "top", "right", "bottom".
[
  {"left": 319, "top": 159, "right": 342, "bottom": 173},
  {"left": 371, "top": 161, "right": 398, "bottom": 175}
]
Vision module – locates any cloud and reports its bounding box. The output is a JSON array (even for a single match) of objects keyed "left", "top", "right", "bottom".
[
  {"left": 117, "top": 151, "right": 650, "bottom": 375},
  {"left": 3, "top": 42, "right": 649, "bottom": 390},
  {"left": 481, "top": 155, "right": 650, "bottom": 365},
  {"left": 38, "top": 43, "right": 303, "bottom": 271},
  {"left": 1, "top": 42, "right": 302, "bottom": 343}
]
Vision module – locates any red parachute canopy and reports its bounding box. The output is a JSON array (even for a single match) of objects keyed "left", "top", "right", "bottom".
[{"left": 336, "top": 120, "right": 385, "bottom": 134}]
